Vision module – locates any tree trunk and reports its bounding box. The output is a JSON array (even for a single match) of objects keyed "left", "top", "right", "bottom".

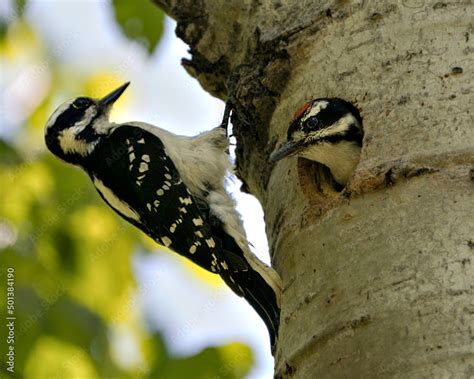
[{"left": 153, "top": 0, "right": 474, "bottom": 377}]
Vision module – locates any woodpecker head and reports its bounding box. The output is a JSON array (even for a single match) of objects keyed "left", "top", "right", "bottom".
[
  {"left": 270, "top": 98, "right": 363, "bottom": 185},
  {"left": 44, "top": 82, "right": 129, "bottom": 165}
]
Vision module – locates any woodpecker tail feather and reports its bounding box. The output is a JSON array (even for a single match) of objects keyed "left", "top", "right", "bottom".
[
  {"left": 218, "top": 250, "right": 280, "bottom": 352},
  {"left": 235, "top": 268, "right": 281, "bottom": 351},
  {"left": 205, "top": 205, "right": 281, "bottom": 352}
]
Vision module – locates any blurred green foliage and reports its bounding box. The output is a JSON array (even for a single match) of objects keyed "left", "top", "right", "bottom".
[
  {"left": 112, "top": 0, "right": 165, "bottom": 54},
  {"left": 0, "top": 1, "right": 253, "bottom": 378},
  {"left": 13, "top": 0, "right": 26, "bottom": 17}
]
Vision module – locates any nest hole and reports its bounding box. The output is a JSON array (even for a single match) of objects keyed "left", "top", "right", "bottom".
[
  {"left": 297, "top": 158, "right": 343, "bottom": 199},
  {"left": 296, "top": 99, "right": 363, "bottom": 200}
]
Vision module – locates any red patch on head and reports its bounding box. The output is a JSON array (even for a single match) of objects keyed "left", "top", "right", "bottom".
[{"left": 291, "top": 101, "right": 312, "bottom": 122}]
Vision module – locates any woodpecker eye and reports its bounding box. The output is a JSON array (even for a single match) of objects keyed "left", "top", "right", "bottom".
[
  {"left": 72, "top": 97, "right": 91, "bottom": 109},
  {"left": 305, "top": 117, "right": 320, "bottom": 129}
]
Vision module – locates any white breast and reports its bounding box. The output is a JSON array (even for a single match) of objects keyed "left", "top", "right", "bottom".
[{"left": 301, "top": 141, "right": 361, "bottom": 185}]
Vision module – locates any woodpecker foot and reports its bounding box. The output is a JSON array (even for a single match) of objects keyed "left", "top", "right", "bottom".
[{"left": 220, "top": 101, "right": 233, "bottom": 136}]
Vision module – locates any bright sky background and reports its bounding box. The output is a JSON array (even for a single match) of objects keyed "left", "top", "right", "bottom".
[{"left": 0, "top": 0, "right": 273, "bottom": 377}]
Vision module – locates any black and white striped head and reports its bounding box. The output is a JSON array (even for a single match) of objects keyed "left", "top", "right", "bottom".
[
  {"left": 270, "top": 98, "right": 363, "bottom": 162},
  {"left": 44, "top": 82, "right": 129, "bottom": 165},
  {"left": 270, "top": 98, "right": 363, "bottom": 185}
]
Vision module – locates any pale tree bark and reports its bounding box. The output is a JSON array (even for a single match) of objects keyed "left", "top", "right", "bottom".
[{"left": 153, "top": 0, "right": 473, "bottom": 377}]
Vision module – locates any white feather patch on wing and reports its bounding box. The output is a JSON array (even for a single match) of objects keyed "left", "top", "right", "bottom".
[{"left": 93, "top": 177, "right": 140, "bottom": 221}]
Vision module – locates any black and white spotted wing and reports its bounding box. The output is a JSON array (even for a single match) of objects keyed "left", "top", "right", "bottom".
[
  {"left": 86, "top": 125, "right": 221, "bottom": 272},
  {"left": 84, "top": 124, "right": 279, "bottom": 347}
]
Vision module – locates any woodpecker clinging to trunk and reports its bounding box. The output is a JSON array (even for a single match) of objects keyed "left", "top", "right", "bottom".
[
  {"left": 270, "top": 98, "right": 363, "bottom": 186},
  {"left": 44, "top": 82, "right": 281, "bottom": 350}
]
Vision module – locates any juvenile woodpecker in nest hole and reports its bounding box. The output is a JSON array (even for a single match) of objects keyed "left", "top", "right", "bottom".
[
  {"left": 270, "top": 98, "right": 363, "bottom": 186},
  {"left": 44, "top": 83, "right": 281, "bottom": 349}
]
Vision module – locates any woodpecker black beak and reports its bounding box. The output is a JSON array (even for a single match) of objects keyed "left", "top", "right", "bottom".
[
  {"left": 269, "top": 139, "right": 305, "bottom": 163},
  {"left": 99, "top": 82, "right": 130, "bottom": 107}
]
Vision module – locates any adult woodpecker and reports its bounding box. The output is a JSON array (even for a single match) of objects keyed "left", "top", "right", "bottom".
[
  {"left": 270, "top": 98, "right": 363, "bottom": 186},
  {"left": 44, "top": 82, "right": 281, "bottom": 349}
]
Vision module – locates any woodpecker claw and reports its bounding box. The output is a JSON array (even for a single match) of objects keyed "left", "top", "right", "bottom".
[{"left": 220, "top": 101, "right": 233, "bottom": 136}]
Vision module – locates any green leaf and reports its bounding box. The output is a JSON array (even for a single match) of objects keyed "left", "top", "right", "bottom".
[
  {"left": 151, "top": 341, "right": 254, "bottom": 379},
  {"left": 14, "top": 0, "right": 27, "bottom": 17},
  {"left": 0, "top": 0, "right": 27, "bottom": 39},
  {"left": 112, "top": 0, "right": 164, "bottom": 54},
  {"left": 0, "top": 139, "right": 23, "bottom": 166}
]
